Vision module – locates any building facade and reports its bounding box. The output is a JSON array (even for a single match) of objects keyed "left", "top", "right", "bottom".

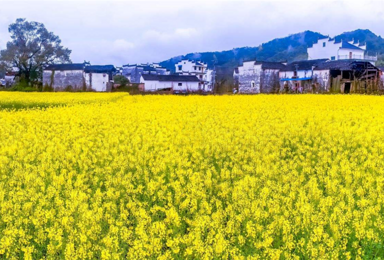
[
  {"left": 122, "top": 63, "right": 170, "bottom": 83},
  {"left": 307, "top": 37, "right": 377, "bottom": 64},
  {"left": 234, "top": 60, "right": 286, "bottom": 93},
  {"left": 174, "top": 60, "right": 214, "bottom": 91},
  {"left": 279, "top": 59, "right": 329, "bottom": 92},
  {"left": 43, "top": 63, "right": 88, "bottom": 90},
  {"left": 140, "top": 74, "right": 200, "bottom": 92},
  {"left": 43, "top": 63, "right": 116, "bottom": 91},
  {"left": 84, "top": 65, "right": 116, "bottom": 92}
]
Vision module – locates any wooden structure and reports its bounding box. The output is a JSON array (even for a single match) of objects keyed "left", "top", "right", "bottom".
[{"left": 314, "top": 61, "right": 381, "bottom": 94}]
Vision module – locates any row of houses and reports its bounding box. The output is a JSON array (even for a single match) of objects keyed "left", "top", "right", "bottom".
[
  {"left": 39, "top": 59, "right": 215, "bottom": 92},
  {"left": 234, "top": 37, "right": 382, "bottom": 93},
  {"left": 43, "top": 63, "right": 116, "bottom": 91},
  {"left": 3, "top": 35, "right": 382, "bottom": 93}
]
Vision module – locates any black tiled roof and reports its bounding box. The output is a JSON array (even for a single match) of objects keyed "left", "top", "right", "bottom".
[
  {"left": 341, "top": 41, "right": 364, "bottom": 51},
  {"left": 142, "top": 74, "right": 200, "bottom": 82},
  {"left": 282, "top": 59, "right": 328, "bottom": 71},
  {"left": 143, "top": 66, "right": 157, "bottom": 72},
  {"left": 84, "top": 65, "right": 116, "bottom": 73},
  {"left": 256, "top": 61, "right": 287, "bottom": 70},
  {"left": 44, "top": 63, "right": 86, "bottom": 70}
]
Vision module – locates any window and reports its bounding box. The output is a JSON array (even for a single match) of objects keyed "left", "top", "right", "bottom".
[
  {"left": 194, "top": 66, "right": 196, "bottom": 70},
  {"left": 103, "top": 74, "right": 106, "bottom": 77},
  {"left": 251, "top": 81, "right": 255, "bottom": 88},
  {"left": 178, "top": 65, "right": 182, "bottom": 71},
  {"left": 331, "top": 56, "right": 335, "bottom": 60},
  {"left": 178, "top": 83, "right": 182, "bottom": 86},
  {"left": 323, "top": 42, "right": 326, "bottom": 47}
]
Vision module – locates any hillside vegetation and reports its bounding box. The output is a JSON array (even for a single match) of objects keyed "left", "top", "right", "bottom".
[{"left": 160, "top": 29, "right": 384, "bottom": 83}]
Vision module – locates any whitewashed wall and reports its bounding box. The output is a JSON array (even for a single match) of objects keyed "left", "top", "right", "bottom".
[
  {"left": 338, "top": 48, "right": 364, "bottom": 59},
  {"left": 279, "top": 70, "right": 312, "bottom": 79},
  {"left": 140, "top": 78, "right": 200, "bottom": 92},
  {"left": 308, "top": 38, "right": 365, "bottom": 61},
  {"left": 85, "top": 73, "right": 109, "bottom": 92},
  {"left": 308, "top": 39, "right": 341, "bottom": 60}
]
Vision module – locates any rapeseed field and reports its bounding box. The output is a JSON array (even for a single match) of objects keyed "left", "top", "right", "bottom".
[{"left": 1, "top": 93, "right": 384, "bottom": 259}]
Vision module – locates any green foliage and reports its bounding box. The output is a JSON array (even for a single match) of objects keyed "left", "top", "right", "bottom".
[
  {"left": 43, "top": 83, "right": 54, "bottom": 92},
  {"left": 113, "top": 75, "right": 129, "bottom": 86},
  {"left": 64, "top": 85, "right": 73, "bottom": 92},
  {"left": 8, "top": 85, "right": 38, "bottom": 92},
  {"left": 0, "top": 18, "right": 72, "bottom": 84},
  {"left": 113, "top": 84, "right": 139, "bottom": 93}
]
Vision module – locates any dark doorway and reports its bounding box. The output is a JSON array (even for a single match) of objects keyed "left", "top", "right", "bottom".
[{"left": 344, "top": 82, "right": 351, "bottom": 94}]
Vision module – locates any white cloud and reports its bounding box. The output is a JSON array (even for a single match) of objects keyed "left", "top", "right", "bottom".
[
  {"left": 113, "top": 39, "right": 135, "bottom": 51},
  {"left": 142, "top": 28, "right": 199, "bottom": 43}
]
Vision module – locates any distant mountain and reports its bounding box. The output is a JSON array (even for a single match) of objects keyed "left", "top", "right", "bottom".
[{"left": 159, "top": 29, "right": 384, "bottom": 83}]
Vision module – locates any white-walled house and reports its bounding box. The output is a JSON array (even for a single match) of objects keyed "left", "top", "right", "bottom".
[
  {"left": 279, "top": 59, "right": 380, "bottom": 93},
  {"left": 43, "top": 63, "right": 88, "bottom": 90},
  {"left": 234, "top": 60, "right": 286, "bottom": 93},
  {"left": 84, "top": 65, "right": 116, "bottom": 92},
  {"left": 122, "top": 63, "right": 170, "bottom": 83},
  {"left": 279, "top": 59, "right": 329, "bottom": 91},
  {"left": 174, "top": 59, "right": 214, "bottom": 91},
  {"left": 203, "top": 69, "right": 215, "bottom": 91},
  {"left": 307, "top": 37, "right": 377, "bottom": 64},
  {"left": 140, "top": 74, "right": 200, "bottom": 92}
]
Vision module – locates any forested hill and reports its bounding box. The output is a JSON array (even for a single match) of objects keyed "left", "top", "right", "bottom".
[{"left": 159, "top": 29, "right": 384, "bottom": 82}]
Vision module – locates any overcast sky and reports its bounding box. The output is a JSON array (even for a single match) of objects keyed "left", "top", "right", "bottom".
[{"left": 0, "top": 0, "right": 383, "bottom": 65}]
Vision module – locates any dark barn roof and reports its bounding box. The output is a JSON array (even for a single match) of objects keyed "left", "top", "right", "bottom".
[
  {"left": 44, "top": 63, "right": 86, "bottom": 71},
  {"left": 84, "top": 65, "right": 116, "bottom": 73},
  {"left": 282, "top": 59, "right": 328, "bottom": 71},
  {"left": 142, "top": 74, "right": 200, "bottom": 82},
  {"left": 314, "top": 60, "right": 378, "bottom": 71}
]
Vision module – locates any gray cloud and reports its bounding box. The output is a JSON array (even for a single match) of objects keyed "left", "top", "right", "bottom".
[{"left": 0, "top": 0, "right": 383, "bottom": 65}]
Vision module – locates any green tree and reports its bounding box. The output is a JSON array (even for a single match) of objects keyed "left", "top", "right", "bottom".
[
  {"left": 0, "top": 18, "right": 71, "bottom": 85},
  {"left": 113, "top": 75, "right": 129, "bottom": 86}
]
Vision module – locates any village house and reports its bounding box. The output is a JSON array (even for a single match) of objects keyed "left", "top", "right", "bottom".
[
  {"left": 175, "top": 59, "right": 215, "bottom": 91},
  {"left": 140, "top": 74, "right": 200, "bottom": 92},
  {"left": 233, "top": 60, "right": 286, "bottom": 93},
  {"left": 4, "top": 69, "right": 18, "bottom": 86},
  {"left": 43, "top": 63, "right": 88, "bottom": 90},
  {"left": 122, "top": 63, "right": 170, "bottom": 83},
  {"left": 307, "top": 37, "right": 377, "bottom": 64},
  {"left": 235, "top": 34, "right": 382, "bottom": 94},
  {"left": 279, "top": 59, "right": 328, "bottom": 92},
  {"left": 279, "top": 59, "right": 380, "bottom": 93},
  {"left": 313, "top": 60, "right": 380, "bottom": 93},
  {"left": 43, "top": 63, "right": 117, "bottom": 91},
  {"left": 84, "top": 65, "right": 117, "bottom": 92}
]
